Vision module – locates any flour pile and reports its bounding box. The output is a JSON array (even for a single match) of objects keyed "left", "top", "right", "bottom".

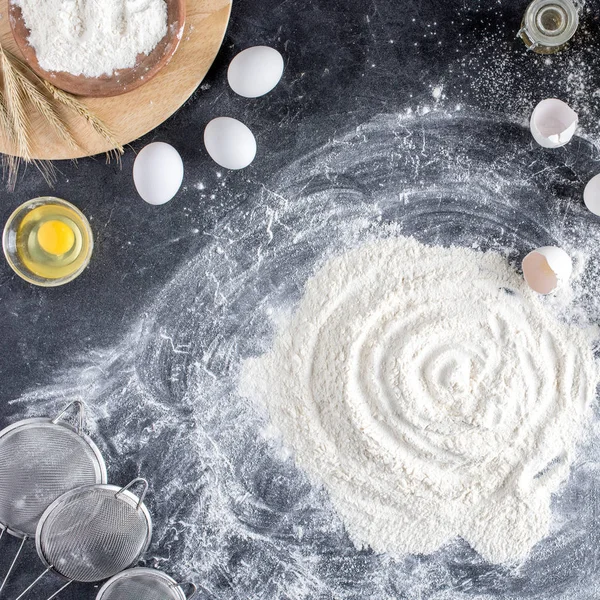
[
  {"left": 13, "top": 0, "right": 168, "bottom": 77},
  {"left": 240, "top": 237, "right": 599, "bottom": 564}
]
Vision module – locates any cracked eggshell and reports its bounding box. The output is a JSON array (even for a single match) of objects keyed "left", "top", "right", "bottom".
[
  {"left": 522, "top": 246, "right": 572, "bottom": 295},
  {"left": 530, "top": 99, "right": 578, "bottom": 148},
  {"left": 584, "top": 173, "right": 600, "bottom": 216}
]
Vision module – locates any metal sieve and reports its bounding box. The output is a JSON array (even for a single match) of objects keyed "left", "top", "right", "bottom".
[
  {"left": 15, "top": 479, "right": 152, "bottom": 600},
  {"left": 0, "top": 401, "right": 106, "bottom": 596},
  {"left": 96, "top": 567, "right": 197, "bottom": 600}
]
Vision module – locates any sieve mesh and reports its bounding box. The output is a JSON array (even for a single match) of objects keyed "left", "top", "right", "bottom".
[
  {"left": 38, "top": 486, "right": 150, "bottom": 582},
  {"left": 98, "top": 571, "right": 185, "bottom": 600},
  {"left": 0, "top": 423, "right": 103, "bottom": 537}
]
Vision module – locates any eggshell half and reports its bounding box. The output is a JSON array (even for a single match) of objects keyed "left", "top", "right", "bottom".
[
  {"left": 584, "top": 173, "right": 600, "bottom": 216},
  {"left": 522, "top": 246, "right": 572, "bottom": 295},
  {"left": 530, "top": 99, "right": 578, "bottom": 149}
]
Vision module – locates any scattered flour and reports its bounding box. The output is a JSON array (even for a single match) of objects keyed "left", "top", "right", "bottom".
[
  {"left": 432, "top": 84, "right": 444, "bottom": 100},
  {"left": 13, "top": 0, "right": 168, "bottom": 77},
  {"left": 240, "top": 236, "right": 599, "bottom": 564}
]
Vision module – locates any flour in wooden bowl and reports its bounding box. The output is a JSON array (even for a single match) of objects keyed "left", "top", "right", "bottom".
[
  {"left": 12, "top": 0, "right": 168, "bottom": 77},
  {"left": 240, "top": 236, "right": 599, "bottom": 564}
]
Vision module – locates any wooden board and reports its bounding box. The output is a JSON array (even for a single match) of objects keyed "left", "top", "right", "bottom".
[{"left": 0, "top": 0, "right": 232, "bottom": 160}]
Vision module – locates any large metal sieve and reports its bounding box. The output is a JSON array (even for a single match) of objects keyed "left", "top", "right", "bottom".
[{"left": 0, "top": 401, "right": 106, "bottom": 595}]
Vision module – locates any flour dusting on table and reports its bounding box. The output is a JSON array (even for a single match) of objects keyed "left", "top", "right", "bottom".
[
  {"left": 13, "top": 0, "right": 168, "bottom": 77},
  {"left": 7, "top": 112, "right": 600, "bottom": 599}
]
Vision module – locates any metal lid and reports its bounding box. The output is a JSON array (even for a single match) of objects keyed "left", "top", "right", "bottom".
[{"left": 519, "top": 0, "right": 579, "bottom": 51}]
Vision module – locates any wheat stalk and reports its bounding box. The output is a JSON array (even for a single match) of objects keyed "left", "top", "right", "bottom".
[
  {"left": 5, "top": 49, "right": 79, "bottom": 155},
  {"left": 0, "top": 91, "right": 16, "bottom": 146},
  {"left": 0, "top": 45, "right": 60, "bottom": 188},
  {"left": 8, "top": 47, "right": 123, "bottom": 161},
  {"left": 0, "top": 45, "right": 61, "bottom": 188},
  {"left": 0, "top": 45, "right": 30, "bottom": 175},
  {"left": 0, "top": 90, "right": 19, "bottom": 188},
  {"left": 0, "top": 43, "right": 124, "bottom": 189},
  {"left": 42, "top": 81, "right": 124, "bottom": 162},
  {"left": 14, "top": 68, "right": 79, "bottom": 151}
]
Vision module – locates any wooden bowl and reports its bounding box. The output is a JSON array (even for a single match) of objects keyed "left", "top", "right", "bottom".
[{"left": 8, "top": 0, "right": 186, "bottom": 98}]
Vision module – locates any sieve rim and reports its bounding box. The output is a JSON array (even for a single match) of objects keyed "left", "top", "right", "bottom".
[
  {"left": 35, "top": 483, "right": 153, "bottom": 580},
  {"left": 0, "top": 417, "right": 107, "bottom": 539},
  {"left": 95, "top": 567, "right": 188, "bottom": 600}
]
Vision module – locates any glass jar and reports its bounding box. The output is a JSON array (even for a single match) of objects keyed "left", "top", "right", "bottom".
[{"left": 518, "top": 0, "right": 579, "bottom": 54}]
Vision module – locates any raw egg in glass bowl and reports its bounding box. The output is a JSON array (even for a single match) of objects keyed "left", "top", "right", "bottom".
[{"left": 2, "top": 197, "right": 93, "bottom": 287}]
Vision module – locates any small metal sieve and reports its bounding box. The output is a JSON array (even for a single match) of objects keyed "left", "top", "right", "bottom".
[
  {"left": 0, "top": 401, "right": 106, "bottom": 596},
  {"left": 96, "top": 567, "right": 197, "bottom": 600}
]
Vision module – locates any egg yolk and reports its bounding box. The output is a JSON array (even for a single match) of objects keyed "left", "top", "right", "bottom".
[{"left": 37, "top": 220, "right": 75, "bottom": 255}]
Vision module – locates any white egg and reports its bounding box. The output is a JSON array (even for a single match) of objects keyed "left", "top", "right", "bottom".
[
  {"left": 522, "top": 246, "right": 572, "bottom": 295},
  {"left": 133, "top": 142, "right": 184, "bottom": 205},
  {"left": 204, "top": 117, "right": 257, "bottom": 170},
  {"left": 227, "top": 46, "right": 284, "bottom": 98},
  {"left": 584, "top": 173, "right": 600, "bottom": 216},
  {"left": 530, "top": 99, "right": 578, "bottom": 148}
]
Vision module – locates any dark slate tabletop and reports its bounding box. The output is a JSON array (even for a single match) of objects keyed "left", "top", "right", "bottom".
[{"left": 2, "top": 0, "right": 600, "bottom": 599}]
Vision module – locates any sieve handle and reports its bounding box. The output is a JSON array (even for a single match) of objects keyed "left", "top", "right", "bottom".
[
  {"left": 115, "top": 478, "right": 149, "bottom": 510},
  {"left": 52, "top": 400, "right": 86, "bottom": 435},
  {"left": 13, "top": 567, "right": 51, "bottom": 600},
  {"left": 184, "top": 582, "right": 198, "bottom": 599},
  {"left": 45, "top": 579, "right": 72, "bottom": 600},
  {"left": 0, "top": 535, "right": 27, "bottom": 596}
]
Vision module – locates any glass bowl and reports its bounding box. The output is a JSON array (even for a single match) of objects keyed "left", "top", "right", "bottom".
[{"left": 2, "top": 197, "right": 94, "bottom": 287}]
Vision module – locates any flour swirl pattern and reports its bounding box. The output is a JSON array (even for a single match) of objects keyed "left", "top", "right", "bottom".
[{"left": 241, "top": 236, "right": 598, "bottom": 564}]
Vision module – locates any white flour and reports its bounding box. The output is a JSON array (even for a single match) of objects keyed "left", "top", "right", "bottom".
[
  {"left": 240, "top": 236, "right": 599, "bottom": 564},
  {"left": 13, "top": 0, "right": 168, "bottom": 77}
]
